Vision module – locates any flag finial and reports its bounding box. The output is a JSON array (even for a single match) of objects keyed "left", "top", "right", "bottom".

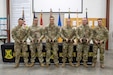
[
  {"left": 23, "top": 7, "right": 24, "bottom": 10},
  {"left": 59, "top": 8, "right": 60, "bottom": 12},
  {"left": 86, "top": 8, "right": 87, "bottom": 12},
  {"left": 69, "top": 8, "right": 70, "bottom": 12},
  {"left": 41, "top": 10, "right": 43, "bottom": 12}
]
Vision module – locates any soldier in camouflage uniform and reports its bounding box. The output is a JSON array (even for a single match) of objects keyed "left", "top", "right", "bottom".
[
  {"left": 92, "top": 18, "right": 108, "bottom": 68},
  {"left": 12, "top": 18, "right": 29, "bottom": 68},
  {"left": 60, "top": 19, "right": 76, "bottom": 67},
  {"left": 75, "top": 18, "right": 93, "bottom": 67},
  {"left": 44, "top": 16, "right": 60, "bottom": 67},
  {"left": 28, "top": 17, "right": 45, "bottom": 67}
]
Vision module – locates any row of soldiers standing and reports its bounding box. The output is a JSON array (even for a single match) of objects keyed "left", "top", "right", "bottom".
[{"left": 12, "top": 16, "right": 108, "bottom": 68}]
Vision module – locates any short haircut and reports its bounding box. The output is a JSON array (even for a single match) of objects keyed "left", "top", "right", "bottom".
[
  {"left": 18, "top": 18, "right": 23, "bottom": 20},
  {"left": 50, "top": 16, "right": 54, "bottom": 19},
  {"left": 97, "top": 18, "right": 102, "bottom": 20},
  {"left": 33, "top": 17, "right": 38, "bottom": 20}
]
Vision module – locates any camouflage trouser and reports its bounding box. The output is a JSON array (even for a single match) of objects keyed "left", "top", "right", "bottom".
[
  {"left": 46, "top": 42, "right": 59, "bottom": 64},
  {"left": 14, "top": 42, "right": 28, "bottom": 64},
  {"left": 76, "top": 43, "right": 89, "bottom": 62},
  {"left": 62, "top": 42, "right": 73, "bottom": 63},
  {"left": 30, "top": 42, "right": 43, "bottom": 63},
  {"left": 92, "top": 43, "right": 105, "bottom": 64}
]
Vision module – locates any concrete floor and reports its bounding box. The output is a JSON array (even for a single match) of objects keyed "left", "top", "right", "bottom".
[{"left": 0, "top": 42, "right": 113, "bottom": 75}]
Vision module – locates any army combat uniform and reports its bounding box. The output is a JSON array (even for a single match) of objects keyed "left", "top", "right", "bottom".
[
  {"left": 12, "top": 25, "right": 29, "bottom": 67},
  {"left": 28, "top": 25, "right": 44, "bottom": 67},
  {"left": 92, "top": 26, "right": 108, "bottom": 68},
  {"left": 76, "top": 25, "right": 93, "bottom": 67},
  {"left": 44, "top": 24, "right": 60, "bottom": 67},
  {"left": 60, "top": 26, "right": 76, "bottom": 67}
]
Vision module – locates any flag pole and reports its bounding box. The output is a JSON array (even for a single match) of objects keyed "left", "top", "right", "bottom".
[
  {"left": 50, "top": 8, "right": 52, "bottom": 17},
  {"left": 86, "top": 8, "right": 88, "bottom": 24},
  {"left": 58, "top": 8, "right": 62, "bottom": 27},
  {"left": 40, "top": 10, "right": 43, "bottom": 25},
  {"left": 68, "top": 8, "right": 70, "bottom": 19},
  {"left": 76, "top": 9, "right": 79, "bottom": 27}
]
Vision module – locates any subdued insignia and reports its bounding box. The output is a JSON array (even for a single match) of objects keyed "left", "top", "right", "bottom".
[{"left": 4, "top": 49, "right": 13, "bottom": 59}]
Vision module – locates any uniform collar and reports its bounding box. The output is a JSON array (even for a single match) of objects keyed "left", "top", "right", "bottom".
[
  {"left": 32, "top": 25, "right": 38, "bottom": 27},
  {"left": 49, "top": 24, "right": 55, "bottom": 28},
  {"left": 66, "top": 25, "right": 71, "bottom": 29},
  {"left": 17, "top": 25, "right": 22, "bottom": 28}
]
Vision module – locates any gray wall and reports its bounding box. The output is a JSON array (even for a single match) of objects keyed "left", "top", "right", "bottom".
[{"left": 109, "top": 0, "right": 113, "bottom": 50}]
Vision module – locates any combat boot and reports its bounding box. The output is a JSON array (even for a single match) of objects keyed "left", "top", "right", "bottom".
[
  {"left": 25, "top": 63, "right": 30, "bottom": 67},
  {"left": 92, "top": 62, "right": 96, "bottom": 67},
  {"left": 55, "top": 63, "right": 59, "bottom": 67},
  {"left": 29, "top": 62, "right": 34, "bottom": 67},
  {"left": 75, "top": 61, "right": 80, "bottom": 67},
  {"left": 69, "top": 62, "right": 74, "bottom": 67},
  {"left": 14, "top": 63, "right": 19, "bottom": 68},
  {"left": 62, "top": 63, "right": 66, "bottom": 67},
  {"left": 46, "top": 64, "right": 50, "bottom": 68},
  {"left": 83, "top": 61, "right": 88, "bottom": 68},
  {"left": 40, "top": 63, "right": 45, "bottom": 67},
  {"left": 100, "top": 64, "right": 104, "bottom": 68}
]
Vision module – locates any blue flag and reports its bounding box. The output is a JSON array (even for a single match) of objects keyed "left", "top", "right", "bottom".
[{"left": 58, "top": 13, "right": 62, "bottom": 27}]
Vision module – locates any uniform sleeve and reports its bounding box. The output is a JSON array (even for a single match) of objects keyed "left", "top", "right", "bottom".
[
  {"left": 76, "top": 27, "right": 80, "bottom": 39},
  {"left": 60, "top": 27, "right": 67, "bottom": 40},
  {"left": 44, "top": 27, "right": 51, "bottom": 40},
  {"left": 92, "top": 28, "right": 96, "bottom": 40},
  {"left": 103, "top": 27, "right": 109, "bottom": 42},
  {"left": 70, "top": 29, "right": 76, "bottom": 40},
  {"left": 28, "top": 27, "right": 33, "bottom": 41},
  {"left": 39, "top": 27, "right": 44, "bottom": 40},
  {"left": 53, "top": 26, "right": 60, "bottom": 40},
  {"left": 11, "top": 27, "right": 19, "bottom": 42},
  {"left": 89, "top": 28, "right": 93, "bottom": 40},
  {"left": 22, "top": 29, "right": 28, "bottom": 42}
]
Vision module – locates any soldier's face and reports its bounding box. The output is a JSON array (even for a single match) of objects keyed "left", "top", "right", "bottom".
[
  {"left": 82, "top": 18, "right": 87, "bottom": 25},
  {"left": 33, "top": 18, "right": 38, "bottom": 25},
  {"left": 18, "top": 20, "right": 24, "bottom": 26},
  {"left": 50, "top": 18, "right": 54, "bottom": 25},
  {"left": 98, "top": 20, "right": 102, "bottom": 26},
  {"left": 67, "top": 19, "right": 71, "bottom": 26}
]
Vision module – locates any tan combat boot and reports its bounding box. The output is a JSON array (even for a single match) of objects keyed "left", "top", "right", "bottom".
[
  {"left": 92, "top": 62, "right": 96, "bottom": 67},
  {"left": 62, "top": 63, "right": 66, "bottom": 67},
  {"left": 69, "top": 62, "right": 74, "bottom": 67},
  {"left": 40, "top": 63, "right": 45, "bottom": 67},
  {"left": 75, "top": 61, "right": 80, "bottom": 67},
  {"left": 46, "top": 64, "right": 49, "bottom": 68},
  {"left": 83, "top": 61, "right": 88, "bottom": 68},
  {"left": 100, "top": 63, "right": 104, "bottom": 68},
  {"left": 55, "top": 63, "right": 59, "bottom": 67},
  {"left": 29, "top": 62, "right": 34, "bottom": 67},
  {"left": 14, "top": 63, "right": 19, "bottom": 68}
]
